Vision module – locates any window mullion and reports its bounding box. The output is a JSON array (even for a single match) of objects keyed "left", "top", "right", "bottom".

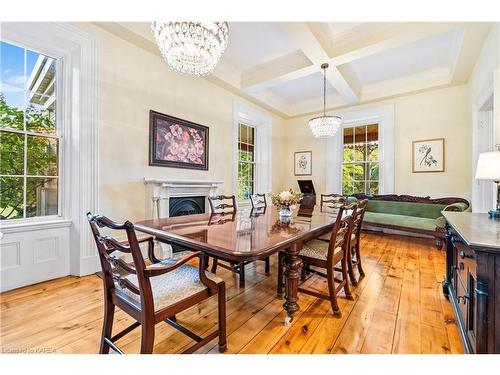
[{"left": 22, "top": 48, "right": 27, "bottom": 219}]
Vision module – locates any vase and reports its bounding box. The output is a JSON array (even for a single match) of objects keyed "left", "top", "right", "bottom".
[{"left": 278, "top": 205, "right": 292, "bottom": 218}]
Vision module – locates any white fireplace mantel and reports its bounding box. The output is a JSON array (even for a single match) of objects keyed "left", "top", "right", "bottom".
[{"left": 144, "top": 178, "right": 224, "bottom": 219}]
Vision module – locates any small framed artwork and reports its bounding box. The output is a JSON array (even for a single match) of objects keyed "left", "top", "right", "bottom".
[
  {"left": 149, "top": 110, "right": 209, "bottom": 170},
  {"left": 294, "top": 151, "right": 312, "bottom": 176},
  {"left": 412, "top": 138, "right": 445, "bottom": 173}
]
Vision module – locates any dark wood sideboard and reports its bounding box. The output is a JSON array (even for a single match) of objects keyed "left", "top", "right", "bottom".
[{"left": 442, "top": 211, "right": 500, "bottom": 353}]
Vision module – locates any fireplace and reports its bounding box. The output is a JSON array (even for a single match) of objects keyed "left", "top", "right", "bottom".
[
  {"left": 169, "top": 196, "right": 205, "bottom": 217},
  {"left": 144, "top": 178, "right": 224, "bottom": 258}
]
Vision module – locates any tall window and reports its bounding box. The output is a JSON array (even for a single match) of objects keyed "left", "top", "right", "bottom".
[
  {"left": 237, "top": 123, "right": 255, "bottom": 200},
  {"left": 0, "top": 41, "right": 59, "bottom": 220},
  {"left": 342, "top": 124, "right": 379, "bottom": 195}
]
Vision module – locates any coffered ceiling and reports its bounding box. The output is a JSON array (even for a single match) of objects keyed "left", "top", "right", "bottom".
[{"left": 96, "top": 22, "right": 492, "bottom": 119}]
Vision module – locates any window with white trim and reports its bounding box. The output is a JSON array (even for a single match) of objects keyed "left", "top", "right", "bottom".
[
  {"left": 0, "top": 40, "right": 60, "bottom": 220},
  {"left": 233, "top": 101, "right": 272, "bottom": 203},
  {"left": 237, "top": 123, "right": 255, "bottom": 200},
  {"left": 341, "top": 124, "right": 379, "bottom": 195}
]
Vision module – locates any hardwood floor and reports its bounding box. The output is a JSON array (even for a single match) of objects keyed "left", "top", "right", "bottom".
[{"left": 0, "top": 232, "right": 463, "bottom": 354}]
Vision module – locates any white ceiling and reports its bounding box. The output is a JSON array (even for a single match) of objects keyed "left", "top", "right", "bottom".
[
  {"left": 269, "top": 71, "right": 337, "bottom": 103},
  {"left": 223, "top": 22, "right": 298, "bottom": 71},
  {"left": 346, "top": 29, "right": 462, "bottom": 84},
  {"left": 99, "top": 22, "right": 492, "bottom": 118}
]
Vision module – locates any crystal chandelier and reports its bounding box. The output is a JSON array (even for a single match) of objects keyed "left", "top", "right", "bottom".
[
  {"left": 308, "top": 63, "right": 342, "bottom": 138},
  {"left": 151, "top": 22, "right": 229, "bottom": 77}
]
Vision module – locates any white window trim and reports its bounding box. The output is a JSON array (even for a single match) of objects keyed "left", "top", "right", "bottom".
[
  {"left": 232, "top": 101, "right": 272, "bottom": 207},
  {"left": 1, "top": 23, "right": 99, "bottom": 276},
  {"left": 326, "top": 104, "right": 394, "bottom": 195}
]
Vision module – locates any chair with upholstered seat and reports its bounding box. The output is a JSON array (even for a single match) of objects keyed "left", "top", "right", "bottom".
[
  {"left": 345, "top": 199, "right": 369, "bottom": 285},
  {"left": 277, "top": 203, "right": 358, "bottom": 317},
  {"left": 87, "top": 213, "right": 226, "bottom": 354}
]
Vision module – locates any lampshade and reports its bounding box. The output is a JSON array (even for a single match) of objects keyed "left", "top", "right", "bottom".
[{"left": 475, "top": 151, "right": 500, "bottom": 180}]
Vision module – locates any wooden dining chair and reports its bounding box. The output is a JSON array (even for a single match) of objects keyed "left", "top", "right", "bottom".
[
  {"left": 87, "top": 213, "right": 226, "bottom": 354},
  {"left": 320, "top": 193, "right": 347, "bottom": 211},
  {"left": 277, "top": 203, "right": 358, "bottom": 317},
  {"left": 345, "top": 199, "right": 369, "bottom": 285},
  {"left": 208, "top": 194, "right": 270, "bottom": 286},
  {"left": 250, "top": 193, "right": 267, "bottom": 209},
  {"left": 208, "top": 195, "right": 237, "bottom": 213}
]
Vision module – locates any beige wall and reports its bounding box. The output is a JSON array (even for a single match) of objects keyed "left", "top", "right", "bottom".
[
  {"left": 81, "top": 24, "right": 287, "bottom": 222},
  {"left": 279, "top": 85, "right": 472, "bottom": 200}
]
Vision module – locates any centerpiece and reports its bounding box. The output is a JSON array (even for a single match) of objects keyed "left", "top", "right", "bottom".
[{"left": 269, "top": 189, "right": 303, "bottom": 220}]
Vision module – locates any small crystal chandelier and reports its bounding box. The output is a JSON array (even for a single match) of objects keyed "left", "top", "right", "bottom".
[
  {"left": 308, "top": 63, "right": 342, "bottom": 138},
  {"left": 151, "top": 22, "right": 229, "bottom": 77}
]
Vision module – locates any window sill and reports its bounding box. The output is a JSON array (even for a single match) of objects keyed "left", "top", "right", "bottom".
[{"left": 0, "top": 218, "right": 72, "bottom": 234}]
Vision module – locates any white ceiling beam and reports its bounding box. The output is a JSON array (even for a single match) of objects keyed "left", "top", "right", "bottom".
[
  {"left": 277, "top": 22, "right": 360, "bottom": 104},
  {"left": 329, "top": 23, "right": 464, "bottom": 66},
  {"left": 241, "top": 50, "right": 314, "bottom": 93}
]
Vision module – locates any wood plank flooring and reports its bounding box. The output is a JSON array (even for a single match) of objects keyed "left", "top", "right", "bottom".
[{"left": 0, "top": 232, "right": 463, "bottom": 354}]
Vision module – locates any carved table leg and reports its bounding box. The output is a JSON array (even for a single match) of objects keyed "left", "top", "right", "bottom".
[{"left": 282, "top": 242, "right": 303, "bottom": 325}]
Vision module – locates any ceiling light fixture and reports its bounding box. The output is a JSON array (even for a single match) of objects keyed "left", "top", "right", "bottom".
[
  {"left": 151, "top": 22, "right": 229, "bottom": 77},
  {"left": 308, "top": 63, "right": 342, "bottom": 138}
]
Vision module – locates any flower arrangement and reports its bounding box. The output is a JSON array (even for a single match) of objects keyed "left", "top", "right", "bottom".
[
  {"left": 269, "top": 190, "right": 303, "bottom": 207},
  {"left": 269, "top": 189, "right": 303, "bottom": 218}
]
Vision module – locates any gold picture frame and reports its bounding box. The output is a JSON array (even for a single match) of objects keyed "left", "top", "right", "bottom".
[{"left": 412, "top": 138, "right": 445, "bottom": 173}]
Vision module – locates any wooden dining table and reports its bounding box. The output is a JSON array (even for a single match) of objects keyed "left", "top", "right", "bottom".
[{"left": 135, "top": 205, "right": 340, "bottom": 325}]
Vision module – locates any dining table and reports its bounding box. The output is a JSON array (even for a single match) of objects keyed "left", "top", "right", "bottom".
[{"left": 134, "top": 204, "right": 341, "bottom": 325}]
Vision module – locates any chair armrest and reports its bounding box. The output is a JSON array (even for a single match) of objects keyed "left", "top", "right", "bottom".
[
  {"left": 443, "top": 202, "right": 469, "bottom": 212},
  {"left": 144, "top": 251, "right": 202, "bottom": 277}
]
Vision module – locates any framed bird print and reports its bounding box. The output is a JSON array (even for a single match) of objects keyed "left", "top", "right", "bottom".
[
  {"left": 412, "top": 138, "right": 445, "bottom": 173},
  {"left": 294, "top": 151, "right": 312, "bottom": 176}
]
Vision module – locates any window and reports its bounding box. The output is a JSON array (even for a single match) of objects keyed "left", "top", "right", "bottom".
[
  {"left": 237, "top": 123, "right": 255, "bottom": 200},
  {"left": 342, "top": 124, "right": 379, "bottom": 195},
  {"left": 0, "top": 41, "right": 60, "bottom": 220}
]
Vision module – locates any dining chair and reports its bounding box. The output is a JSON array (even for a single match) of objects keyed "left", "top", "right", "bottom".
[
  {"left": 345, "top": 199, "right": 369, "bottom": 285},
  {"left": 250, "top": 193, "right": 267, "bottom": 209},
  {"left": 317, "top": 194, "right": 348, "bottom": 242},
  {"left": 208, "top": 194, "right": 270, "bottom": 286},
  {"left": 87, "top": 213, "right": 227, "bottom": 354},
  {"left": 320, "top": 193, "right": 347, "bottom": 211},
  {"left": 208, "top": 195, "right": 237, "bottom": 213},
  {"left": 277, "top": 203, "right": 358, "bottom": 317}
]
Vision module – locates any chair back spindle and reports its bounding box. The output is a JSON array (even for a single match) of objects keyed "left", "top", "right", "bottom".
[
  {"left": 208, "top": 195, "right": 237, "bottom": 214},
  {"left": 320, "top": 193, "right": 347, "bottom": 211}
]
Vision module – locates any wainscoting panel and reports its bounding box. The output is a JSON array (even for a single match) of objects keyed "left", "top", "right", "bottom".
[
  {"left": 0, "top": 242, "right": 21, "bottom": 271},
  {"left": 0, "top": 225, "right": 70, "bottom": 292}
]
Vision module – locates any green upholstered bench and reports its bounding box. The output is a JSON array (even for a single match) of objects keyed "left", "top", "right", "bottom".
[{"left": 347, "top": 194, "right": 469, "bottom": 249}]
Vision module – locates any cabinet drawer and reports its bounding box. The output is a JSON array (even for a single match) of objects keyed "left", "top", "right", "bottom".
[
  {"left": 455, "top": 242, "right": 476, "bottom": 280},
  {"left": 455, "top": 272, "right": 468, "bottom": 325}
]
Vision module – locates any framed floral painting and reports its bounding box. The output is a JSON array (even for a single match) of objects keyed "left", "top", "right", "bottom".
[
  {"left": 149, "top": 110, "right": 209, "bottom": 170},
  {"left": 412, "top": 138, "right": 445, "bottom": 173},
  {"left": 294, "top": 151, "right": 312, "bottom": 176}
]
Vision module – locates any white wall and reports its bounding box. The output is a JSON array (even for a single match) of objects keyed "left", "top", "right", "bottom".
[
  {"left": 280, "top": 85, "right": 472, "bottom": 201},
  {"left": 468, "top": 24, "right": 500, "bottom": 211},
  {"left": 79, "top": 24, "right": 287, "bottom": 223},
  {"left": 469, "top": 24, "right": 500, "bottom": 144}
]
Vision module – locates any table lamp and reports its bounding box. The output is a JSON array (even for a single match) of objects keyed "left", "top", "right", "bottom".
[{"left": 475, "top": 150, "right": 500, "bottom": 219}]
